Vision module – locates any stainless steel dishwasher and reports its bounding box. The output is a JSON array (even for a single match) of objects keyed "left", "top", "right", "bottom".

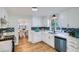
[{"left": 55, "top": 36, "right": 67, "bottom": 52}]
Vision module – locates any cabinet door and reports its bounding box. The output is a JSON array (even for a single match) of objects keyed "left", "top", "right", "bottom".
[
  {"left": 43, "top": 33, "right": 55, "bottom": 48},
  {"left": 28, "top": 31, "right": 33, "bottom": 42},
  {"left": 0, "top": 8, "right": 8, "bottom": 18},
  {"left": 67, "top": 36, "right": 78, "bottom": 52},
  {"left": 58, "top": 12, "right": 69, "bottom": 28},
  {"left": 49, "top": 34, "right": 55, "bottom": 48},
  {"left": 0, "top": 40, "right": 12, "bottom": 52},
  {"left": 32, "top": 16, "right": 42, "bottom": 27},
  {"left": 42, "top": 32, "right": 49, "bottom": 42},
  {"left": 0, "top": 8, "right": 8, "bottom": 28},
  {"left": 32, "top": 32, "right": 42, "bottom": 43}
]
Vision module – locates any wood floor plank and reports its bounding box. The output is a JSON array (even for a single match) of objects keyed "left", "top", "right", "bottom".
[{"left": 15, "top": 37, "right": 56, "bottom": 52}]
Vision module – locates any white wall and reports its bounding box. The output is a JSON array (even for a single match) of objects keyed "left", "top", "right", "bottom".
[
  {"left": 7, "top": 15, "right": 32, "bottom": 28},
  {"left": 8, "top": 16, "right": 49, "bottom": 28},
  {"left": 58, "top": 8, "right": 79, "bottom": 28}
]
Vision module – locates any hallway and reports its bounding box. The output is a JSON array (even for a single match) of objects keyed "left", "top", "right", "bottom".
[{"left": 15, "top": 37, "right": 56, "bottom": 52}]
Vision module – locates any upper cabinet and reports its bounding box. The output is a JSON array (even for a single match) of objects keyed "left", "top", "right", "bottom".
[
  {"left": 41, "top": 16, "right": 49, "bottom": 27},
  {"left": 0, "top": 8, "right": 8, "bottom": 18},
  {"left": 58, "top": 12, "right": 69, "bottom": 28},
  {"left": 0, "top": 8, "right": 8, "bottom": 28},
  {"left": 32, "top": 16, "right": 48, "bottom": 27},
  {"left": 58, "top": 8, "right": 79, "bottom": 28},
  {"left": 32, "top": 16, "right": 41, "bottom": 27}
]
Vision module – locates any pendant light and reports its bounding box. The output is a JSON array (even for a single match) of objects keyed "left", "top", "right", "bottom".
[
  {"left": 52, "top": 14, "right": 57, "bottom": 19},
  {"left": 32, "top": 7, "right": 38, "bottom": 11}
]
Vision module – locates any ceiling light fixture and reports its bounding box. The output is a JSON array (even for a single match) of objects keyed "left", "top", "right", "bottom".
[
  {"left": 52, "top": 14, "right": 57, "bottom": 19},
  {"left": 32, "top": 7, "right": 38, "bottom": 11}
]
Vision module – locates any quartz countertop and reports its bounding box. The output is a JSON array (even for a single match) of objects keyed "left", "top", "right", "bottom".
[
  {"left": 54, "top": 33, "right": 69, "bottom": 39},
  {"left": 48, "top": 31, "right": 70, "bottom": 39}
]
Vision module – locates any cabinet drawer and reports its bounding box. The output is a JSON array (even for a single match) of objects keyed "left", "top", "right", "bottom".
[
  {"left": 68, "top": 41, "right": 77, "bottom": 45},
  {"left": 67, "top": 46, "right": 78, "bottom": 52},
  {"left": 67, "top": 44, "right": 78, "bottom": 49},
  {"left": 67, "top": 48, "right": 78, "bottom": 52},
  {"left": 68, "top": 39, "right": 77, "bottom": 43},
  {"left": 0, "top": 40, "right": 12, "bottom": 52},
  {"left": 68, "top": 36, "right": 77, "bottom": 41}
]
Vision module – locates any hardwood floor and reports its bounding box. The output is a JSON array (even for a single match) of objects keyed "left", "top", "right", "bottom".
[{"left": 15, "top": 37, "right": 56, "bottom": 52}]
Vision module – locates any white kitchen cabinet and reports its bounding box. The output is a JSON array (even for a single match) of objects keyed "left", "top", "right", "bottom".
[
  {"left": 67, "top": 36, "right": 79, "bottom": 52},
  {"left": 28, "top": 30, "right": 33, "bottom": 42},
  {"left": 0, "top": 8, "right": 8, "bottom": 28},
  {"left": 14, "top": 25, "right": 19, "bottom": 45},
  {"left": 0, "top": 8, "right": 8, "bottom": 18},
  {"left": 58, "top": 12, "right": 69, "bottom": 28},
  {"left": 49, "top": 34, "right": 55, "bottom": 48},
  {"left": 41, "top": 17, "right": 49, "bottom": 27},
  {"left": 59, "top": 8, "right": 79, "bottom": 28},
  {"left": 32, "top": 16, "right": 48, "bottom": 27},
  {"left": 29, "top": 31, "right": 42, "bottom": 43},
  {"left": 0, "top": 40, "right": 12, "bottom": 52},
  {"left": 32, "top": 16, "right": 42, "bottom": 27},
  {"left": 42, "top": 32, "right": 55, "bottom": 48},
  {"left": 42, "top": 32, "right": 49, "bottom": 42},
  {"left": 28, "top": 30, "right": 55, "bottom": 48}
]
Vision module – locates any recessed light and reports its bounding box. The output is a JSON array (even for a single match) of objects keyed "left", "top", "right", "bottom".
[{"left": 32, "top": 7, "right": 38, "bottom": 11}]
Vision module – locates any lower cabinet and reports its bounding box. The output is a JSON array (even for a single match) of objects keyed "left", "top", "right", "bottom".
[
  {"left": 28, "top": 30, "right": 33, "bottom": 42},
  {"left": 29, "top": 31, "right": 42, "bottom": 43},
  {"left": 28, "top": 31, "right": 79, "bottom": 52},
  {"left": 28, "top": 31, "right": 55, "bottom": 48},
  {"left": 0, "top": 40, "right": 12, "bottom": 52},
  {"left": 43, "top": 33, "right": 55, "bottom": 48},
  {"left": 49, "top": 34, "right": 55, "bottom": 48},
  {"left": 67, "top": 36, "right": 79, "bottom": 52}
]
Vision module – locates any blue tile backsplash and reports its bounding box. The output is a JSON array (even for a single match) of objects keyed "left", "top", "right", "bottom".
[
  {"left": 62, "top": 28, "right": 79, "bottom": 38},
  {"left": 31, "top": 27, "right": 50, "bottom": 32},
  {"left": 0, "top": 28, "right": 14, "bottom": 33}
]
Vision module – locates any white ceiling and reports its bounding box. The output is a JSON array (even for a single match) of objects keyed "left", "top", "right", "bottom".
[
  {"left": 38, "top": 7, "right": 70, "bottom": 16},
  {"left": 5, "top": 7, "right": 73, "bottom": 16},
  {"left": 5, "top": 7, "right": 32, "bottom": 16},
  {"left": 33, "top": 7, "right": 73, "bottom": 16}
]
